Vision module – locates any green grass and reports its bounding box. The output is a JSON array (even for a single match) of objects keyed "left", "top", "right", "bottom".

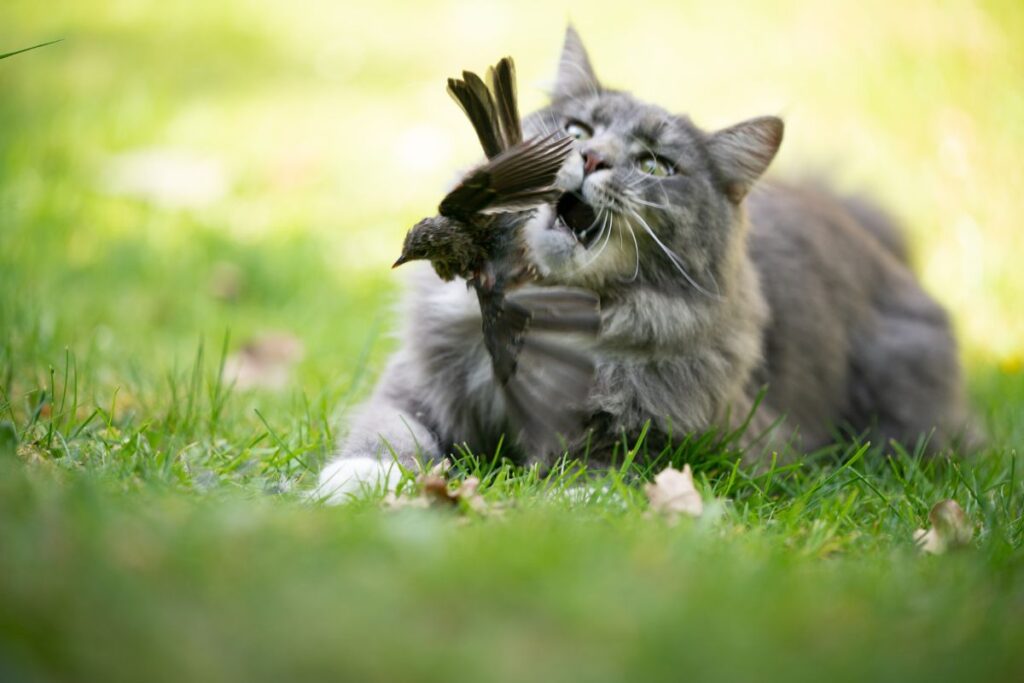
[{"left": 2, "top": 0, "right": 1023, "bottom": 681}]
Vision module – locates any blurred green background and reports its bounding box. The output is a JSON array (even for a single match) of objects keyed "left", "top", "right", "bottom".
[
  {"left": 3, "top": 0, "right": 1024, "bottom": 377},
  {"left": 2, "top": 2, "right": 1024, "bottom": 681}
]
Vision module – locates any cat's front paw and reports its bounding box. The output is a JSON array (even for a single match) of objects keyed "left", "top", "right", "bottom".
[{"left": 312, "top": 457, "right": 402, "bottom": 504}]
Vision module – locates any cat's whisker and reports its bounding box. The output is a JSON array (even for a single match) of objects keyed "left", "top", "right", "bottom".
[
  {"left": 603, "top": 186, "right": 673, "bottom": 215},
  {"left": 588, "top": 212, "right": 615, "bottom": 266},
  {"left": 622, "top": 216, "right": 641, "bottom": 282},
  {"left": 575, "top": 205, "right": 607, "bottom": 242},
  {"left": 623, "top": 192, "right": 674, "bottom": 211},
  {"left": 579, "top": 211, "right": 612, "bottom": 271},
  {"left": 627, "top": 208, "right": 722, "bottom": 300},
  {"left": 618, "top": 174, "right": 675, "bottom": 205},
  {"left": 534, "top": 112, "right": 561, "bottom": 138},
  {"left": 576, "top": 215, "right": 606, "bottom": 270}
]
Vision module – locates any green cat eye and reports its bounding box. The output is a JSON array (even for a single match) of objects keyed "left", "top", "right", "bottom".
[
  {"left": 638, "top": 155, "right": 675, "bottom": 177},
  {"left": 565, "top": 120, "right": 592, "bottom": 141}
]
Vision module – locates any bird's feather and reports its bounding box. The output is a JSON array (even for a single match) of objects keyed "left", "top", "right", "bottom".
[
  {"left": 439, "top": 134, "right": 572, "bottom": 221},
  {"left": 488, "top": 57, "right": 522, "bottom": 150},
  {"left": 505, "top": 286, "right": 602, "bottom": 334},
  {"left": 446, "top": 72, "right": 503, "bottom": 159},
  {"left": 502, "top": 335, "right": 595, "bottom": 456},
  {"left": 477, "top": 285, "right": 600, "bottom": 384},
  {"left": 418, "top": 56, "right": 602, "bottom": 459}
]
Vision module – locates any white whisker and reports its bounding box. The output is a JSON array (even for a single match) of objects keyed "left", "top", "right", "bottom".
[
  {"left": 588, "top": 213, "right": 615, "bottom": 266},
  {"left": 622, "top": 216, "right": 641, "bottom": 282},
  {"left": 579, "top": 211, "right": 612, "bottom": 271},
  {"left": 628, "top": 209, "right": 721, "bottom": 300}
]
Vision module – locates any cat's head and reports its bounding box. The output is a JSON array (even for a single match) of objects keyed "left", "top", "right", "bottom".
[{"left": 522, "top": 26, "right": 783, "bottom": 296}]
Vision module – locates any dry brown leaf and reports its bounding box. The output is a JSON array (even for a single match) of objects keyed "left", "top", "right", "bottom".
[
  {"left": 645, "top": 464, "right": 704, "bottom": 520},
  {"left": 425, "top": 458, "right": 451, "bottom": 478},
  {"left": 222, "top": 332, "right": 304, "bottom": 391},
  {"left": 914, "top": 499, "right": 973, "bottom": 554},
  {"left": 420, "top": 474, "right": 486, "bottom": 512},
  {"left": 383, "top": 459, "right": 488, "bottom": 515}
]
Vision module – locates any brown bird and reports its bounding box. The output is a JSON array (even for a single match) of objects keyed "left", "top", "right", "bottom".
[{"left": 393, "top": 57, "right": 601, "bottom": 459}]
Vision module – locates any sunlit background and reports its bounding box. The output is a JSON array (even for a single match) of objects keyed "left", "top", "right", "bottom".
[
  {"left": 2, "top": 0, "right": 1023, "bottom": 417},
  {"left": 3, "top": 3, "right": 1024, "bottom": 680}
]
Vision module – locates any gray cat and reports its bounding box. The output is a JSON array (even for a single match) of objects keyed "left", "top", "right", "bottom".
[{"left": 316, "top": 27, "right": 974, "bottom": 501}]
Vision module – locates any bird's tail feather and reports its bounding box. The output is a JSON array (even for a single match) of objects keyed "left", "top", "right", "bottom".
[
  {"left": 447, "top": 72, "right": 503, "bottom": 159},
  {"left": 488, "top": 57, "right": 522, "bottom": 149}
]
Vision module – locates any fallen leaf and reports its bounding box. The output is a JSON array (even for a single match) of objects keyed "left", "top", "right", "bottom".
[
  {"left": 914, "top": 499, "right": 973, "bottom": 554},
  {"left": 383, "top": 460, "right": 488, "bottom": 514},
  {"left": 913, "top": 527, "right": 943, "bottom": 554},
  {"left": 426, "top": 458, "right": 451, "bottom": 478},
  {"left": 420, "top": 474, "right": 486, "bottom": 512},
  {"left": 222, "top": 333, "right": 304, "bottom": 391},
  {"left": 645, "top": 464, "right": 704, "bottom": 520}
]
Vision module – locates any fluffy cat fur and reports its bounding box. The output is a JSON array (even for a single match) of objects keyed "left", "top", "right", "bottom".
[{"left": 316, "top": 27, "right": 974, "bottom": 501}]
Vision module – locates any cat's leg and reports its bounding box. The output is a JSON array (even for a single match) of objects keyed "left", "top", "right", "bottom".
[
  {"left": 315, "top": 402, "right": 440, "bottom": 503},
  {"left": 314, "top": 358, "right": 443, "bottom": 504}
]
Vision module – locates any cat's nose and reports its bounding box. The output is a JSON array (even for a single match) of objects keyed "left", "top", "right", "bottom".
[{"left": 583, "top": 151, "right": 609, "bottom": 175}]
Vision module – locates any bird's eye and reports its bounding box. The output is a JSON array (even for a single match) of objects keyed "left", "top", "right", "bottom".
[
  {"left": 637, "top": 155, "right": 675, "bottom": 177},
  {"left": 565, "top": 120, "right": 593, "bottom": 141}
]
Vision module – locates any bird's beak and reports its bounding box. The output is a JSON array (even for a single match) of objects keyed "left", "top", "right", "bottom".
[{"left": 392, "top": 255, "right": 408, "bottom": 269}]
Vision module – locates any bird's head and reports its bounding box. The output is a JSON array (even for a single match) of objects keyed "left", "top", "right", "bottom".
[{"left": 392, "top": 218, "right": 437, "bottom": 268}]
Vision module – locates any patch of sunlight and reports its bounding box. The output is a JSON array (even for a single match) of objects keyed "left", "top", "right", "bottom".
[
  {"left": 6, "top": 0, "right": 1023, "bottom": 354},
  {"left": 101, "top": 148, "right": 229, "bottom": 209}
]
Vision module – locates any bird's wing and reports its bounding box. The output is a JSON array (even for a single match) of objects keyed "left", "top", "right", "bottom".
[
  {"left": 439, "top": 134, "right": 573, "bottom": 221},
  {"left": 502, "top": 334, "right": 594, "bottom": 457},
  {"left": 476, "top": 285, "right": 601, "bottom": 457},
  {"left": 447, "top": 71, "right": 503, "bottom": 160},
  {"left": 488, "top": 57, "right": 522, "bottom": 150}
]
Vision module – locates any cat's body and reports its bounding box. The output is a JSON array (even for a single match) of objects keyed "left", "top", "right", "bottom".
[{"left": 316, "top": 28, "right": 972, "bottom": 500}]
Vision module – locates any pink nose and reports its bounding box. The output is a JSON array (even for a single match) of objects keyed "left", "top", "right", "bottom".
[{"left": 583, "top": 152, "right": 608, "bottom": 175}]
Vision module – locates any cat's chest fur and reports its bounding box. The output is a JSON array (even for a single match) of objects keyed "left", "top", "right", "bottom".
[
  {"left": 401, "top": 180, "right": 968, "bottom": 463},
  {"left": 402, "top": 234, "right": 768, "bottom": 460}
]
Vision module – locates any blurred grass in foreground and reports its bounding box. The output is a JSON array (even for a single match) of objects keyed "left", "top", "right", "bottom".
[{"left": 1, "top": 1, "right": 1023, "bottom": 681}]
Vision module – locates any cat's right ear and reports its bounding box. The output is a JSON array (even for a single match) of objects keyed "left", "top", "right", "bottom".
[
  {"left": 707, "top": 116, "right": 784, "bottom": 203},
  {"left": 552, "top": 25, "right": 600, "bottom": 101}
]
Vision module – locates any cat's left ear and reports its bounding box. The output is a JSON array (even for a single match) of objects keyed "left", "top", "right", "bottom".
[
  {"left": 707, "top": 116, "right": 784, "bottom": 203},
  {"left": 552, "top": 25, "right": 601, "bottom": 101}
]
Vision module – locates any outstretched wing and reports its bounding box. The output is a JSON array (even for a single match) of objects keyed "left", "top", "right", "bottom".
[
  {"left": 439, "top": 134, "right": 572, "bottom": 222},
  {"left": 476, "top": 285, "right": 601, "bottom": 457}
]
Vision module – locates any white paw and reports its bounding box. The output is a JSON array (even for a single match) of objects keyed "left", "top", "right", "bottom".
[{"left": 313, "top": 457, "right": 402, "bottom": 504}]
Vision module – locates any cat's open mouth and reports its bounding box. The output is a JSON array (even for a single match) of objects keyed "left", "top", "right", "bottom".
[{"left": 555, "top": 193, "right": 600, "bottom": 248}]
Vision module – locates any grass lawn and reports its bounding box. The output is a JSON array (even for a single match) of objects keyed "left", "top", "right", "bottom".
[{"left": 1, "top": 1, "right": 1023, "bottom": 681}]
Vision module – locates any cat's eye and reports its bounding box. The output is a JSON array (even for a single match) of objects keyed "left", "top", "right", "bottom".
[
  {"left": 565, "top": 120, "right": 592, "bottom": 141},
  {"left": 637, "top": 155, "right": 675, "bottom": 177}
]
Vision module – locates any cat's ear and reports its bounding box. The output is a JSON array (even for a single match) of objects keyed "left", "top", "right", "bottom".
[
  {"left": 707, "top": 116, "right": 784, "bottom": 203},
  {"left": 552, "top": 25, "right": 600, "bottom": 101}
]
